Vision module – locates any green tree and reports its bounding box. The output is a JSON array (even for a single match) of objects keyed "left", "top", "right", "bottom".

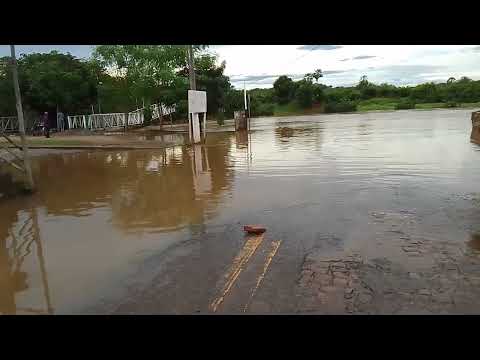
[
  {"left": 93, "top": 45, "right": 188, "bottom": 107},
  {"left": 305, "top": 69, "right": 323, "bottom": 83},
  {"left": 273, "top": 75, "right": 295, "bottom": 104},
  {"left": 0, "top": 56, "right": 15, "bottom": 115},
  {"left": 16, "top": 51, "right": 98, "bottom": 114},
  {"left": 224, "top": 88, "right": 244, "bottom": 117},
  {"left": 295, "top": 80, "right": 314, "bottom": 108},
  {"left": 177, "top": 53, "right": 232, "bottom": 115},
  {"left": 357, "top": 75, "right": 370, "bottom": 89},
  {"left": 313, "top": 85, "right": 325, "bottom": 103}
]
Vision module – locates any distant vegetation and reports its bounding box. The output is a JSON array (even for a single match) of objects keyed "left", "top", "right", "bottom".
[
  {"left": 1, "top": 47, "right": 480, "bottom": 123},
  {"left": 248, "top": 74, "right": 480, "bottom": 117}
]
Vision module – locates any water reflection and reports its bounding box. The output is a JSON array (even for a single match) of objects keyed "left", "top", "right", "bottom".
[
  {"left": 235, "top": 130, "right": 249, "bottom": 149},
  {"left": 20, "top": 140, "right": 234, "bottom": 233},
  {"left": 0, "top": 206, "right": 53, "bottom": 315}
]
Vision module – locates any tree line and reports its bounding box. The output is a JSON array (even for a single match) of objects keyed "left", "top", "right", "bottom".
[{"left": 1, "top": 46, "right": 480, "bottom": 123}]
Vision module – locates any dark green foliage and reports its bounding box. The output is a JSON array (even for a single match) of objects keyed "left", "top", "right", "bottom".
[
  {"left": 224, "top": 88, "right": 244, "bottom": 118},
  {"left": 177, "top": 54, "right": 232, "bottom": 116},
  {"left": 325, "top": 101, "right": 357, "bottom": 113},
  {"left": 16, "top": 52, "right": 97, "bottom": 114},
  {"left": 325, "top": 87, "right": 361, "bottom": 103},
  {"left": 174, "top": 99, "right": 188, "bottom": 120},
  {"left": 0, "top": 57, "right": 15, "bottom": 115},
  {"left": 445, "top": 101, "right": 458, "bottom": 108},
  {"left": 313, "top": 86, "right": 325, "bottom": 103},
  {"left": 273, "top": 75, "right": 295, "bottom": 104},
  {"left": 252, "top": 102, "right": 274, "bottom": 116},
  {"left": 295, "top": 80, "right": 314, "bottom": 108}
]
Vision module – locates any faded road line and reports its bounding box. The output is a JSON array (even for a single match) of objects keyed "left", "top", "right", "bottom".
[
  {"left": 243, "top": 240, "right": 282, "bottom": 313},
  {"left": 210, "top": 234, "right": 265, "bottom": 312}
]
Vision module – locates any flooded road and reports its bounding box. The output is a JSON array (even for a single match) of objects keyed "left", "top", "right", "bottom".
[{"left": 1, "top": 109, "right": 480, "bottom": 314}]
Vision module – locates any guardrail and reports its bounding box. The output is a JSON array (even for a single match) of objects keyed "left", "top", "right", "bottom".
[
  {"left": 127, "top": 109, "right": 144, "bottom": 126},
  {"left": 67, "top": 115, "right": 88, "bottom": 130},
  {"left": 151, "top": 104, "right": 176, "bottom": 120},
  {"left": 0, "top": 117, "right": 18, "bottom": 133},
  {"left": 89, "top": 113, "right": 126, "bottom": 130},
  {"left": 66, "top": 103, "right": 176, "bottom": 131}
]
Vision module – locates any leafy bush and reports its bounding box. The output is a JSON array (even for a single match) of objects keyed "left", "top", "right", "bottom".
[
  {"left": 325, "top": 101, "right": 357, "bottom": 113},
  {"left": 273, "top": 76, "right": 295, "bottom": 104},
  {"left": 445, "top": 101, "right": 458, "bottom": 108},
  {"left": 175, "top": 99, "right": 188, "bottom": 120},
  {"left": 395, "top": 101, "right": 416, "bottom": 110},
  {"left": 253, "top": 102, "right": 274, "bottom": 116},
  {"left": 295, "top": 81, "right": 314, "bottom": 108},
  {"left": 313, "top": 86, "right": 325, "bottom": 103}
]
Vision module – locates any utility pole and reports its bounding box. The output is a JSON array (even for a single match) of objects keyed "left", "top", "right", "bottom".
[
  {"left": 187, "top": 45, "right": 196, "bottom": 90},
  {"left": 10, "top": 45, "right": 34, "bottom": 191},
  {"left": 187, "top": 45, "right": 197, "bottom": 143}
]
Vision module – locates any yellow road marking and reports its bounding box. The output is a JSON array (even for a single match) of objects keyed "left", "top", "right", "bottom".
[
  {"left": 210, "top": 234, "right": 265, "bottom": 312},
  {"left": 243, "top": 240, "right": 282, "bottom": 313}
]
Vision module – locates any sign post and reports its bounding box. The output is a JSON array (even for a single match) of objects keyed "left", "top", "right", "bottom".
[{"left": 188, "top": 90, "right": 207, "bottom": 144}]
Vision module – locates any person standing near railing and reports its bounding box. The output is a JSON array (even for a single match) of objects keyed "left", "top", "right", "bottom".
[
  {"left": 57, "top": 111, "right": 65, "bottom": 132},
  {"left": 41, "top": 112, "right": 50, "bottom": 138}
]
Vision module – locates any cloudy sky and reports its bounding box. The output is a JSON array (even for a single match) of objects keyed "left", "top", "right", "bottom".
[{"left": 1, "top": 45, "right": 479, "bottom": 89}]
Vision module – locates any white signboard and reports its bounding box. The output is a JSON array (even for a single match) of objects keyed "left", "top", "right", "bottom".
[{"left": 188, "top": 90, "right": 207, "bottom": 114}]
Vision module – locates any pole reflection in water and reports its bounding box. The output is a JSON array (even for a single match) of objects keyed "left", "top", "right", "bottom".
[
  {"left": 0, "top": 206, "right": 53, "bottom": 315},
  {"left": 191, "top": 144, "right": 211, "bottom": 197}
]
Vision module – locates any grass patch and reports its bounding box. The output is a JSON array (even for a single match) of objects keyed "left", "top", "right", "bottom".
[
  {"left": 415, "top": 102, "right": 447, "bottom": 109},
  {"left": 459, "top": 102, "right": 480, "bottom": 109}
]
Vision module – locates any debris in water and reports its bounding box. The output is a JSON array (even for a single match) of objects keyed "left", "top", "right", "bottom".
[{"left": 243, "top": 225, "right": 267, "bottom": 234}]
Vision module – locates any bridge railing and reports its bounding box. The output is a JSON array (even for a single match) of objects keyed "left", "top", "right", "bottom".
[
  {"left": 151, "top": 104, "right": 176, "bottom": 120},
  {"left": 127, "top": 109, "right": 144, "bottom": 126},
  {"left": 66, "top": 102, "right": 176, "bottom": 131},
  {"left": 67, "top": 115, "right": 88, "bottom": 130},
  {"left": 89, "top": 113, "right": 126, "bottom": 130},
  {"left": 0, "top": 117, "right": 18, "bottom": 133}
]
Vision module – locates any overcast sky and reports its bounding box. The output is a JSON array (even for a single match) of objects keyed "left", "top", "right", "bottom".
[{"left": 2, "top": 45, "right": 479, "bottom": 89}]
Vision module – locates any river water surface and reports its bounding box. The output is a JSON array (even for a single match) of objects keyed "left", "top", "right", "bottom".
[{"left": 1, "top": 109, "right": 480, "bottom": 314}]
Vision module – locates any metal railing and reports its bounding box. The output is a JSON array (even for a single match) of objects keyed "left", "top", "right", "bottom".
[
  {"left": 65, "top": 102, "right": 176, "bottom": 131},
  {"left": 0, "top": 116, "right": 18, "bottom": 133},
  {"left": 151, "top": 104, "right": 176, "bottom": 120},
  {"left": 127, "top": 109, "right": 144, "bottom": 126},
  {"left": 89, "top": 113, "right": 126, "bottom": 130},
  {"left": 67, "top": 115, "right": 88, "bottom": 130}
]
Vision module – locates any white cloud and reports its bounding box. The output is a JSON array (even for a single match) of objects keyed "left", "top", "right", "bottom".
[
  {"left": 2, "top": 45, "right": 479, "bottom": 90},
  {"left": 213, "top": 45, "right": 480, "bottom": 89}
]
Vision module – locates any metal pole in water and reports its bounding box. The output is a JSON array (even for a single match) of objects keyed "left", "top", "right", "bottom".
[{"left": 10, "top": 45, "right": 34, "bottom": 192}]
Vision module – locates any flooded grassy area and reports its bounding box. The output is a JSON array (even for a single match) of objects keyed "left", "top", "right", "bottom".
[{"left": 1, "top": 109, "right": 480, "bottom": 314}]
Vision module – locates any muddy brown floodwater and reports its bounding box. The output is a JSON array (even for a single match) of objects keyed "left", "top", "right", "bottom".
[{"left": 1, "top": 109, "right": 480, "bottom": 314}]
